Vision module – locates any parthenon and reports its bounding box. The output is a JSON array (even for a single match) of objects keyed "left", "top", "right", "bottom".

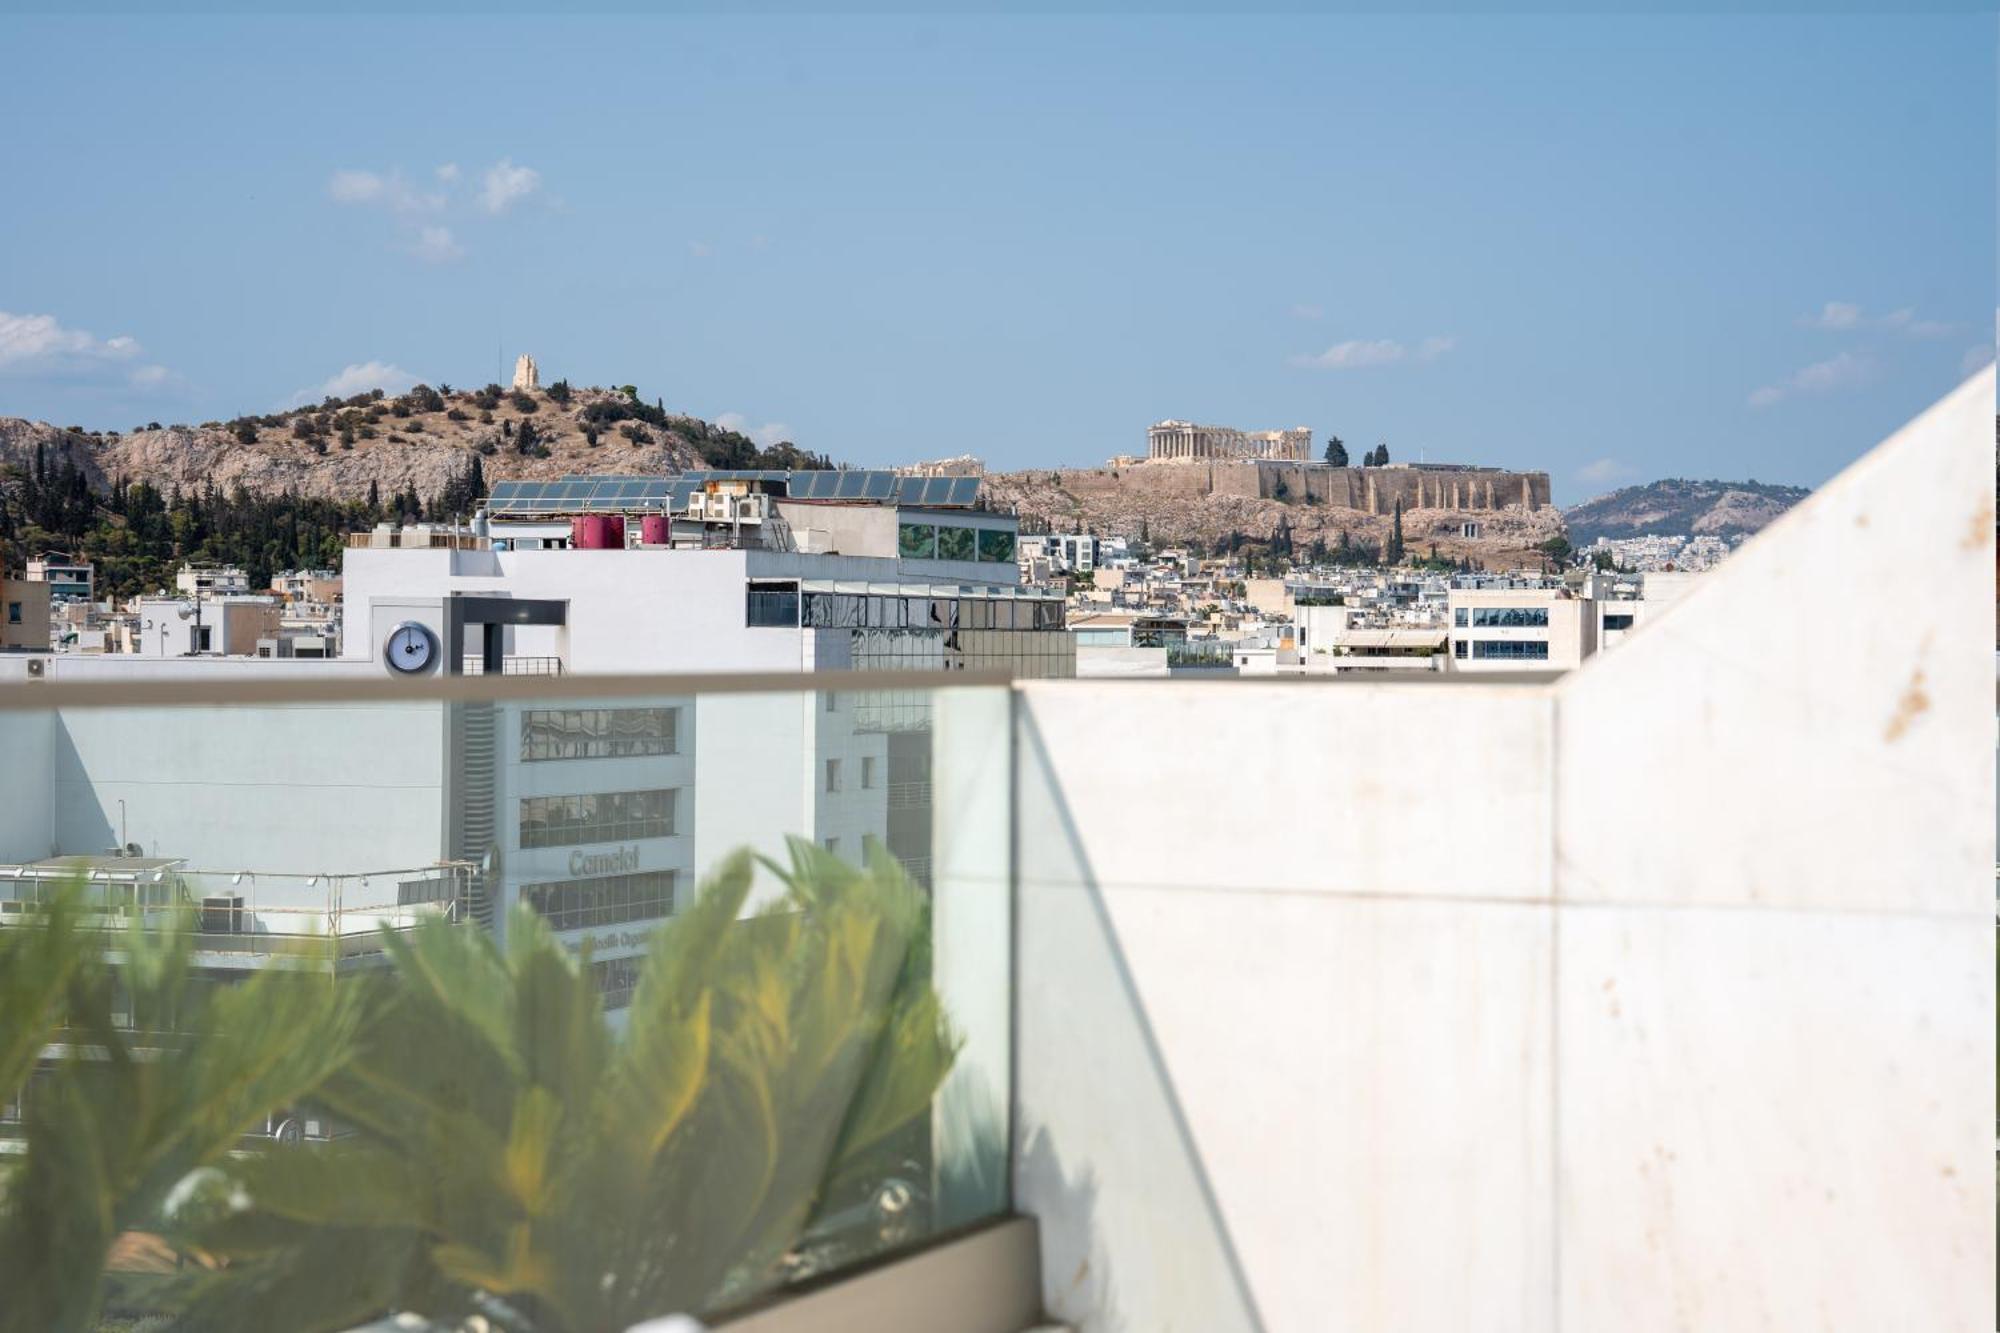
[{"left": 1147, "top": 420, "right": 1313, "bottom": 463}]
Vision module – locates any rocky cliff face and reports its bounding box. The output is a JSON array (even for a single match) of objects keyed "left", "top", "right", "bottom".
[
  {"left": 0, "top": 386, "right": 711, "bottom": 502},
  {"left": 981, "top": 465, "right": 1566, "bottom": 569},
  {"left": 1564, "top": 479, "right": 1810, "bottom": 545}
]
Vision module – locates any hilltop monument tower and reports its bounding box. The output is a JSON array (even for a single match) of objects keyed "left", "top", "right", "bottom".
[{"left": 511, "top": 353, "right": 540, "bottom": 392}]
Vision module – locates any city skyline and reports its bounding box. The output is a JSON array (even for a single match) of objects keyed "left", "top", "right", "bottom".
[{"left": 0, "top": 12, "right": 1992, "bottom": 503}]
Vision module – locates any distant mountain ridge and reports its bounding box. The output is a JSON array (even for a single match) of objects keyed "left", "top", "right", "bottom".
[{"left": 1564, "top": 478, "right": 1810, "bottom": 545}]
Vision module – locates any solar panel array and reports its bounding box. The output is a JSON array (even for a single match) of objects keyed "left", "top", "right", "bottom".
[
  {"left": 787, "top": 470, "right": 899, "bottom": 503},
  {"left": 486, "top": 476, "right": 678, "bottom": 515},
  {"left": 892, "top": 475, "right": 983, "bottom": 508},
  {"left": 483, "top": 469, "right": 983, "bottom": 515}
]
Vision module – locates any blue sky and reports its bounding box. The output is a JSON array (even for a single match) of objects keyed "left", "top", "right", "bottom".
[{"left": 0, "top": 12, "right": 1990, "bottom": 502}]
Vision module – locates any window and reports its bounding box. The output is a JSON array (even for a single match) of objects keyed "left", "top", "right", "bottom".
[
  {"left": 1469, "top": 606, "right": 1549, "bottom": 628},
  {"left": 591, "top": 957, "right": 643, "bottom": 1011},
  {"left": 977, "top": 528, "right": 1016, "bottom": 563},
  {"left": 824, "top": 691, "right": 838, "bottom": 713},
  {"left": 746, "top": 584, "right": 800, "bottom": 627},
  {"left": 825, "top": 758, "right": 841, "bottom": 793},
  {"left": 522, "top": 869, "right": 677, "bottom": 932},
  {"left": 1453, "top": 639, "right": 1467, "bottom": 659},
  {"left": 519, "top": 789, "right": 676, "bottom": 849},
  {"left": 1471, "top": 640, "right": 1549, "bottom": 660},
  {"left": 1603, "top": 613, "right": 1635, "bottom": 631},
  {"left": 936, "top": 525, "right": 976, "bottom": 561},
  {"left": 861, "top": 757, "right": 877, "bottom": 790},
  {"left": 1453, "top": 608, "right": 1467, "bottom": 628},
  {"left": 823, "top": 836, "right": 840, "bottom": 856},
  {"left": 5, "top": 602, "right": 19, "bottom": 625},
  {"left": 898, "top": 523, "right": 937, "bottom": 559},
  {"left": 521, "top": 707, "right": 679, "bottom": 762}
]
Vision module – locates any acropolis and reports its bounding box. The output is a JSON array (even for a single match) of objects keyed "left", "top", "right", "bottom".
[{"left": 1147, "top": 419, "right": 1313, "bottom": 463}]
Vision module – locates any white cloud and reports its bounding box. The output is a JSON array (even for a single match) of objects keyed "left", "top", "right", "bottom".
[
  {"left": 1289, "top": 335, "right": 1453, "bottom": 371},
  {"left": 1803, "top": 301, "right": 1864, "bottom": 331},
  {"left": 0, "top": 310, "right": 154, "bottom": 380},
  {"left": 328, "top": 169, "right": 387, "bottom": 204},
  {"left": 435, "top": 162, "right": 461, "bottom": 184},
  {"left": 290, "top": 360, "right": 420, "bottom": 407},
  {"left": 1577, "top": 458, "right": 1632, "bottom": 485},
  {"left": 1881, "top": 307, "right": 1954, "bottom": 338},
  {"left": 412, "top": 226, "right": 463, "bottom": 264},
  {"left": 479, "top": 158, "right": 541, "bottom": 214},
  {"left": 326, "top": 169, "right": 442, "bottom": 214},
  {"left": 130, "top": 364, "right": 174, "bottom": 388},
  {"left": 1290, "top": 303, "right": 1324, "bottom": 321},
  {"left": 716, "top": 412, "right": 792, "bottom": 447},
  {"left": 1748, "top": 351, "right": 1872, "bottom": 409},
  {"left": 1801, "top": 301, "right": 1954, "bottom": 338}
]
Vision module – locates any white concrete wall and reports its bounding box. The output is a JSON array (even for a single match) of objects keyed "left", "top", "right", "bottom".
[
  {"left": 1014, "top": 680, "right": 1556, "bottom": 1331},
  {"left": 49, "top": 703, "right": 446, "bottom": 872},
  {"left": 1012, "top": 369, "right": 1996, "bottom": 1332},
  {"left": 1551, "top": 367, "right": 1995, "bottom": 1331},
  {"left": 0, "top": 708, "right": 57, "bottom": 860}
]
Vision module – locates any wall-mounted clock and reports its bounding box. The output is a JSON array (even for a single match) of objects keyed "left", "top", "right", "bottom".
[{"left": 384, "top": 621, "right": 438, "bottom": 675}]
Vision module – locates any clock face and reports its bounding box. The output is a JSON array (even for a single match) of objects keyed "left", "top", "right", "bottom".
[{"left": 384, "top": 621, "right": 437, "bottom": 674}]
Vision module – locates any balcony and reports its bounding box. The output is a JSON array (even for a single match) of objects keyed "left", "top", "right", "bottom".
[{"left": 0, "top": 370, "right": 1989, "bottom": 1330}]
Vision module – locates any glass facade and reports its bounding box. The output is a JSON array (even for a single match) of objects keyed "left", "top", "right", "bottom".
[
  {"left": 936, "top": 524, "right": 976, "bottom": 561},
  {"left": 1603, "top": 613, "right": 1635, "bottom": 631},
  {"left": 519, "top": 789, "right": 677, "bottom": 849},
  {"left": 747, "top": 585, "right": 801, "bottom": 627},
  {"left": 1471, "top": 639, "right": 1550, "bottom": 660},
  {"left": 1469, "top": 606, "right": 1550, "bottom": 628},
  {"left": 521, "top": 707, "right": 680, "bottom": 762},
  {"left": 899, "top": 520, "right": 1015, "bottom": 563},
  {"left": 802, "top": 590, "right": 1064, "bottom": 632},
  {"left": 522, "top": 869, "right": 678, "bottom": 932}
]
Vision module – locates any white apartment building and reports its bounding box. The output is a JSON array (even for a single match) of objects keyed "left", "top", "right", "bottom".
[
  {"left": 1446, "top": 586, "right": 1591, "bottom": 671},
  {"left": 129, "top": 596, "right": 282, "bottom": 658},
  {"left": 175, "top": 563, "right": 252, "bottom": 598}
]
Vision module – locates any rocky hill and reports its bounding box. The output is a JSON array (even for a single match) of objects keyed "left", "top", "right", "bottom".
[
  {"left": 982, "top": 464, "right": 1566, "bottom": 569},
  {"left": 1564, "top": 479, "right": 1810, "bottom": 546},
  {"left": 0, "top": 382, "right": 826, "bottom": 504}
]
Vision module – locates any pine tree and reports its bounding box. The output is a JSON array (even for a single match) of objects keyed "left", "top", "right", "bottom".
[{"left": 1324, "top": 435, "right": 1348, "bottom": 467}]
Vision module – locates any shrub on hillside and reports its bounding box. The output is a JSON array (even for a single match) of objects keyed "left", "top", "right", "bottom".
[{"left": 509, "top": 389, "right": 538, "bottom": 414}]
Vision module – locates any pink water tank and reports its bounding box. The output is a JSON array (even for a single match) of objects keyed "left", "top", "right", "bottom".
[
  {"left": 570, "top": 514, "right": 625, "bottom": 549},
  {"left": 640, "top": 514, "right": 670, "bottom": 545}
]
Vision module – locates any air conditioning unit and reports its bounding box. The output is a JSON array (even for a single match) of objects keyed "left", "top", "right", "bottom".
[
  {"left": 200, "top": 893, "right": 243, "bottom": 934},
  {"left": 26, "top": 659, "right": 45, "bottom": 678}
]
